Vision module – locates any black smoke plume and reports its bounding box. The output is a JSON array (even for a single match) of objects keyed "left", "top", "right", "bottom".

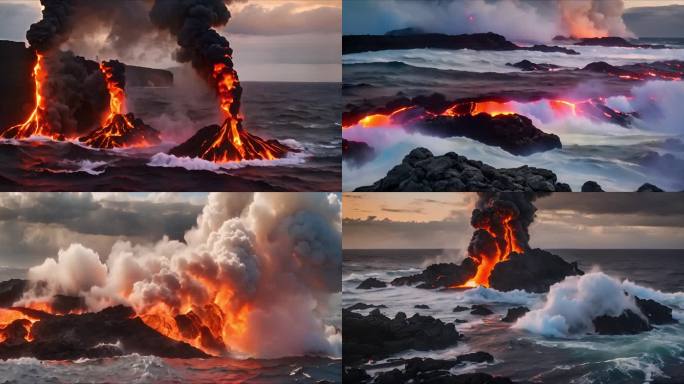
[
  {"left": 100, "top": 59, "right": 126, "bottom": 90},
  {"left": 26, "top": 0, "right": 74, "bottom": 52}
]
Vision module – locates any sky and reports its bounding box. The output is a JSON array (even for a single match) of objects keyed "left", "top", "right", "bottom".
[
  {"left": 0, "top": 0, "right": 341, "bottom": 82},
  {"left": 342, "top": 0, "right": 684, "bottom": 38},
  {"left": 0, "top": 192, "right": 207, "bottom": 274},
  {"left": 342, "top": 193, "right": 684, "bottom": 250}
]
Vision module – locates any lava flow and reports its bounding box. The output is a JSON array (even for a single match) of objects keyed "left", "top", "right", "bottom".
[
  {"left": 454, "top": 194, "right": 533, "bottom": 288},
  {"left": 0, "top": 54, "right": 56, "bottom": 140},
  {"left": 79, "top": 60, "right": 160, "bottom": 149}
]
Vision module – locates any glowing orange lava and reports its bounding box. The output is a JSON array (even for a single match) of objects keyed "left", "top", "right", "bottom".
[
  {"left": 0, "top": 54, "right": 56, "bottom": 139},
  {"left": 458, "top": 214, "right": 523, "bottom": 288}
]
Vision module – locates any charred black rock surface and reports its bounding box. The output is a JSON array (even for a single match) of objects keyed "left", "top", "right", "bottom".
[
  {"left": 575, "top": 37, "right": 666, "bottom": 49},
  {"left": 470, "top": 305, "right": 494, "bottom": 316},
  {"left": 343, "top": 139, "right": 376, "bottom": 167},
  {"left": 636, "top": 297, "right": 677, "bottom": 325},
  {"left": 342, "top": 308, "right": 462, "bottom": 365},
  {"left": 453, "top": 306, "right": 469, "bottom": 312},
  {"left": 414, "top": 304, "right": 430, "bottom": 309},
  {"left": 79, "top": 113, "right": 162, "bottom": 149},
  {"left": 502, "top": 306, "right": 530, "bottom": 322},
  {"left": 593, "top": 310, "right": 652, "bottom": 335},
  {"left": 505, "top": 60, "right": 561, "bottom": 71},
  {"left": 343, "top": 32, "right": 578, "bottom": 55},
  {"left": 489, "top": 249, "right": 584, "bottom": 293},
  {"left": 355, "top": 148, "right": 571, "bottom": 192},
  {"left": 414, "top": 113, "right": 562, "bottom": 156},
  {"left": 391, "top": 259, "right": 478, "bottom": 289},
  {"left": 357, "top": 277, "right": 387, "bottom": 289},
  {"left": 0, "top": 305, "right": 208, "bottom": 360},
  {"left": 581, "top": 181, "right": 605, "bottom": 192},
  {"left": 0, "top": 279, "right": 27, "bottom": 307}
]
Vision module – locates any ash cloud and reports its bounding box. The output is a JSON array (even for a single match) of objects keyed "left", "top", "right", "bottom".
[{"left": 17, "top": 193, "right": 342, "bottom": 358}]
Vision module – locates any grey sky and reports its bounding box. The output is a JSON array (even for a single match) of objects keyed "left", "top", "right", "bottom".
[{"left": 0, "top": 0, "right": 341, "bottom": 82}]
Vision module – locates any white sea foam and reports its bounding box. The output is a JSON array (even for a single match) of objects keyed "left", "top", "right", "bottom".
[{"left": 147, "top": 151, "right": 308, "bottom": 172}]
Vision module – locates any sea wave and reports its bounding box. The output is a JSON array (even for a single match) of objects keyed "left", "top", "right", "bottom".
[{"left": 147, "top": 151, "right": 308, "bottom": 173}]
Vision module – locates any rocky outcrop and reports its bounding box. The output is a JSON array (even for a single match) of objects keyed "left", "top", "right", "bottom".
[
  {"left": 343, "top": 139, "right": 376, "bottom": 167},
  {"left": 414, "top": 113, "right": 561, "bottom": 156},
  {"left": 506, "top": 60, "right": 561, "bottom": 71},
  {"left": 593, "top": 310, "right": 652, "bottom": 335},
  {"left": 637, "top": 183, "right": 664, "bottom": 192},
  {"left": 355, "top": 148, "right": 570, "bottom": 192},
  {"left": 342, "top": 308, "right": 462, "bottom": 364},
  {"left": 575, "top": 37, "right": 666, "bottom": 49},
  {"left": 502, "top": 306, "right": 530, "bottom": 322},
  {"left": 470, "top": 305, "right": 494, "bottom": 316},
  {"left": 346, "top": 303, "right": 387, "bottom": 311},
  {"left": 635, "top": 297, "right": 676, "bottom": 325},
  {"left": 414, "top": 304, "right": 430, "bottom": 309},
  {"left": 581, "top": 181, "right": 604, "bottom": 192},
  {"left": 0, "top": 279, "right": 27, "bottom": 307},
  {"left": 489, "top": 249, "right": 584, "bottom": 293},
  {"left": 391, "top": 260, "right": 478, "bottom": 289},
  {"left": 0, "top": 305, "right": 208, "bottom": 360},
  {"left": 356, "top": 277, "right": 387, "bottom": 289}
]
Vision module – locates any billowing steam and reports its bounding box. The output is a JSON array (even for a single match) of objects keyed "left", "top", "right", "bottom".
[
  {"left": 384, "top": 0, "right": 632, "bottom": 42},
  {"left": 18, "top": 193, "right": 342, "bottom": 359}
]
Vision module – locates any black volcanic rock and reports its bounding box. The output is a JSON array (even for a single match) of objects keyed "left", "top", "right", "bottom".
[
  {"left": 343, "top": 367, "right": 371, "bottom": 383},
  {"left": 355, "top": 148, "right": 570, "bottom": 192},
  {"left": 375, "top": 368, "right": 514, "bottom": 384},
  {"left": 79, "top": 113, "right": 161, "bottom": 149},
  {"left": 637, "top": 183, "right": 664, "bottom": 192},
  {"left": 342, "top": 308, "right": 462, "bottom": 364},
  {"left": 576, "top": 37, "right": 666, "bottom": 49},
  {"left": 582, "top": 61, "right": 627, "bottom": 75},
  {"left": 391, "top": 259, "right": 478, "bottom": 289},
  {"left": 470, "top": 305, "right": 493, "bottom": 316},
  {"left": 414, "top": 304, "right": 430, "bottom": 309},
  {"left": 502, "top": 306, "right": 530, "bottom": 322},
  {"left": 343, "top": 32, "right": 518, "bottom": 54},
  {"left": 636, "top": 297, "right": 676, "bottom": 325},
  {"left": 343, "top": 32, "right": 578, "bottom": 56},
  {"left": 347, "top": 303, "right": 387, "bottom": 311},
  {"left": 51, "top": 295, "right": 86, "bottom": 314},
  {"left": 357, "top": 277, "right": 387, "bottom": 289},
  {"left": 414, "top": 113, "right": 562, "bottom": 156},
  {"left": 343, "top": 139, "right": 376, "bottom": 167},
  {"left": 0, "top": 279, "right": 27, "bottom": 307},
  {"left": 489, "top": 249, "right": 584, "bottom": 293},
  {"left": 593, "top": 309, "right": 652, "bottom": 335},
  {"left": 453, "top": 306, "right": 469, "bottom": 312},
  {"left": 403, "top": 352, "right": 494, "bottom": 375},
  {"left": 505, "top": 60, "right": 561, "bottom": 71},
  {"left": 0, "top": 305, "right": 208, "bottom": 360},
  {"left": 581, "top": 181, "right": 604, "bottom": 192}
]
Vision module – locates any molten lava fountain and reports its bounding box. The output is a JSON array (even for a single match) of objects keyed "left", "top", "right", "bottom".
[
  {"left": 0, "top": 54, "right": 56, "bottom": 140},
  {"left": 79, "top": 60, "right": 160, "bottom": 149},
  {"left": 459, "top": 193, "right": 536, "bottom": 287}
]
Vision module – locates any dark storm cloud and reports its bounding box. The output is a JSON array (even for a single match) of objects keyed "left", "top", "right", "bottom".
[
  {"left": 225, "top": 3, "right": 340, "bottom": 35},
  {"left": 0, "top": 193, "right": 202, "bottom": 241},
  {"left": 623, "top": 5, "right": 684, "bottom": 37},
  {"left": 537, "top": 193, "right": 684, "bottom": 220}
]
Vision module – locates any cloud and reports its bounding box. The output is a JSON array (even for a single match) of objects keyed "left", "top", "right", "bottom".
[
  {"left": 623, "top": 5, "right": 684, "bottom": 37},
  {"left": 225, "top": 3, "right": 341, "bottom": 36}
]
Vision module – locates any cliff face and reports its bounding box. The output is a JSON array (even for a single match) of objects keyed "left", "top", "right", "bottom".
[
  {"left": 0, "top": 40, "right": 173, "bottom": 130},
  {"left": 0, "top": 41, "right": 34, "bottom": 130}
]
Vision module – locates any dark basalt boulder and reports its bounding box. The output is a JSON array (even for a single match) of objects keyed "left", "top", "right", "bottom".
[
  {"left": 403, "top": 352, "right": 494, "bottom": 376},
  {"left": 346, "top": 302, "right": 387, "bottom": 311},
  {"left": 635, "top": 297, "right": 676, "bottom": 325},
  {"left": 0, "top": 279, "right": 27, "bottom": 307},
  {"left": 582, "top": 61, "right": 628, "bottom": 75},
  {"left": 470, "top": 305, "right": 494, "bottom": 316},
  {"left": 506, "top": 60, "right": 561, "bottom": 71},
  {"left": 355, "top": 148, "right": 570, "bottom": 192},
  {"left": 414, "top": 304, "right": 430, "bottom": 309},
  {"left": 391, "top": 259, "right": 478, "bottom": 289},
  {"left": 0, "top": 305, "right": 208, "bottom": 360},
  {"left": 593, "top": 309, "right": 652, "bottom": 335},
  {"left": 342, "top": 139, "right": 376, "bottom": 167},
  {"left": 343, "top": 367, "right": 371, "bottom": 383},
  {"left": 637, "top": 183, "right": 664, "bottom": 192},
  {"left": 453, "top": 306, "right": 469, "bottom": 312},
  {"left": 414, "top": 113, "right": 562, "bottom": 156},
  {"left": 489, "top": 249, "right": 584, "bottom": 293},
  {"left": 581, "top": 181, "right": 605, "bottom": 192},
  {"left": 342, "top": 308, "right": 462, "bottom": 364},
  {"left": 522, "top": 44, "right": 579, "bottom": 55},
  {"left": 357, "top": 277, "right": 387, "bottom": 289},
  {"left": 502, "top": 306, "right": 530, "bottom": 322}
]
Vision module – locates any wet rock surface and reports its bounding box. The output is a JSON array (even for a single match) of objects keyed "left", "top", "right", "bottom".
[
  {"left": 343, "top": 139, "right": 376, "bottom": 168},
  {"left": 342, "top": 308, "right": 462, "bottom": 365},
  {"left": 470, "top": 305, "right": 494, "bottom": 316},
  {"left": 355, "top": 148, "right": 570, "bottom": 192},
  {"left": 593, "top": 310, "right": 652, "bottom": 335},
  {"left": 346, "top": 303, "right": 388, "bottom": 311},
  {"left": 502, "top": 306, "right": 530, "bottom": 323},
  {"left": 489, "top": 249, "right": 584, "bottom": 293},
  {"left": 0, "top": 305, "right": 208, "bottom": 360},
  {"left": 506, "top": 60, "right": 561, "bottom": 71},
  {"left": 357, "top": 277, "right": 387, "bottom": 289},
  {"left": 391, "top": 260, "right": 478, "bottom": 289},
  {"left": 635, "top": 297, "right": 677, "bottom": 325}
]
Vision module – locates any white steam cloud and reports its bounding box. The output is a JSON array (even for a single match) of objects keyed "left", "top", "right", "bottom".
[{"left": 19, "top": 192, "right": 342, "bottom": 359}]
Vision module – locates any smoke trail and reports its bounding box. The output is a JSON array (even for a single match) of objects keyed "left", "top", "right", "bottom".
[{"left": 19, "top": 193, "right": 342, "bottom": 358}]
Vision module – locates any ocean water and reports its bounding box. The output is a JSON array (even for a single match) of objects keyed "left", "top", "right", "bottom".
[
  {"left": 0, "top": 354, "right": 341, "bottom": 384},
  {"left": 0, "top": 82, "right": 341, "bottom": 192},
  {"left": 343, "top": 249, "right": 684, "bottom": 384},
  {"left": 342, "top": 39, "right": 684, "bottom": 191}
]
